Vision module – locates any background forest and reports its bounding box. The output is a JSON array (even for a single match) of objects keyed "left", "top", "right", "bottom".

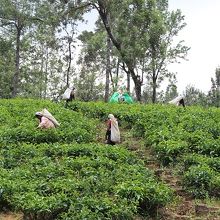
[{"left": 0, "top": 0, "right": 219, "bottom": 107}]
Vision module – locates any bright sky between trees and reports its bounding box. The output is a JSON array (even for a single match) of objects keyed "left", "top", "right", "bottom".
[
  {"left": 77, "top": 0, "right": 220, "bottom": 94},
  {"left": 169, "top": 0, "right": 220, "bottom": 93}
]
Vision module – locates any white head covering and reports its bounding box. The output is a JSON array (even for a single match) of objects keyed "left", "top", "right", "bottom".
[
  {"left": 35, "top": 112, "right": 43, "bottom": 117},
  {"left": 35, "top": 108, "right": 60, "bottom": 127},
  {"left": 108, "top": 114, "right": 115, "bottom": 120}
]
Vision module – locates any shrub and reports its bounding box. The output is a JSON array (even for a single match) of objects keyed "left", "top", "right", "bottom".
[
  {"left": 154, "top": 140, "right": 188, "bottom": 165},
  {"left": 0, "top": 99, "right": 97, "bottom": 144},
  {"left": 181, "top": 154, "right": 220, "bottom": 173},
  {"left": 183, "top": 165, "right": 219, "bottom": 198},
  {"left": 0, "top": 143, "right": 173, "bottom": 219}
]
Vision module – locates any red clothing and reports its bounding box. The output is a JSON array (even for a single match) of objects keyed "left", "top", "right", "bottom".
[{"left": 106, "top": 119, "right": 111, "bottom": 130}]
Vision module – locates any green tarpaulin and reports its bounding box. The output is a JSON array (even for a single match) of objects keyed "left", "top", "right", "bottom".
[{"left": 109, "top": 92, "right": 134, "bottom": 104}]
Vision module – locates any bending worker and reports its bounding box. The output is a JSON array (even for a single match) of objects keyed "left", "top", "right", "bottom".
[
  {"left": 35, "top": 108, "right": 60, "bottom": 129},
  {"left": 168, "top": 96, "right": 185, "bottom": 107}
]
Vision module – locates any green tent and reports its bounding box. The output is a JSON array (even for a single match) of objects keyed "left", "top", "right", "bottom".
[{"left": 109, "top": 92, "right": 133, "bottom": 104}]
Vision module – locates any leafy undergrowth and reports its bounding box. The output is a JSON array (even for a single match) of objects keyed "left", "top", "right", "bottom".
[
  {"left": 0, "top": 143, "right": 173, "bottom": 220},
  {"left": 69, "top": 101, "right": 220, "bottom": 199},
  {"left": 0, "top": 99, "right": 173, "bottom": 220},
  {"left": 0, "top": 99, "right": 97, "bottom": 144},
  {"left": 119, "top": 129, "right": 220, "bottom": 220}
]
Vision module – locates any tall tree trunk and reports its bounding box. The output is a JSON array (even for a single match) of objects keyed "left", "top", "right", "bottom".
[
  {"left": 40, "top": 45, "right": 44, "bottom": 98},
  {"left": 115, "top": 59, "right": 120, "bottom": 91},
  {"left": 126, "top": 71, "right": 130, "bottom": 94},
  {"left": 151, "top": 53, "right": 157, "bottom": 103},
  {"left": 152, "top": 74, "right": 157, "bottom": 103},
  {"left": 122, "top": 62, "right": 142, "bottom": 101},
  {"left": 12, "top": 26, "right": 21, "bottom": 97},
  {"left": 104, "top": 35, "right": 111, "bottom": 102},
  {"left": 97, "top": 4, "right": 142, "bottom": 101},
  {"left": 216, "top": 71, "right": 220, "bottom": 107},
  {"left": 66, "top": 38, "right": 72, "bottom": 88},
  {"left": 133, "top": 74, "right": 142, "bottom": 102},
  {"left": 44, "top": 47, "right": 49, "bottom": 98},
  {"left": 109, "top": 58, "right": 119, "bottom": 92}
]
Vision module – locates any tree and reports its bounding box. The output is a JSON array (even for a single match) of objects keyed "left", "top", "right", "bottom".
[
  {"left": 183, "top": 85, "right": 207, "bottom": 106},
  {"left": 56, "top": 10, "right": 82, "bottom": 89},
  {"left": 207, "top": 67, "right": 220, "bottom": 107},
  {"left": 61, "top": 23, "right": 76, "bottom": 88},
  {"left": 74, "top": 66, "right": 105, "bottom": 101},
  {"left": 164, "top": 75, "right": 178, "bottom": 102},
  {"left": 17, "top": 13, "right": 64, "bottom": 99},
  {"left": 0, "top": 0, "right": 44, "bottom": 97},
  {"left": 77, "top": 18, "right": 126, "bottom": 102},
  {"left": 56, "top": 0, "right": 154, "bottom": 101},
  {"left": 0, "top": 37, "right": 14, "bottom": 98},
  {"left": 145, "top": 3, "right": 190, "bottom": 103},
  {"left": 104, "top": 35, "right": 111, "bottom": 102},
  {"left": 95, "top": 0, "right": 152, "bottom": 101},
  {"left": 59, "top": 0, "right": 189, "bottom": 102}
]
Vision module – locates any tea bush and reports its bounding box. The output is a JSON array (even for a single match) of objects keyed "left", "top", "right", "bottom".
[
  {"left": 68, "top": 101, "right": 220, "bottom": 198},
  {"left": 0, "top": 99, "right": 96, "bottom": 144},
  {"left": 181, "top": 154, "right": 220, "bottom": 173},
  {"left": 0, "top": 143, "right": 173, "bottom": 219},
  {"left": 0, "top": 99, "right": 174, "bottom": 219},
  {"left": 183, "top": 165, "right": 220, "bottom": 198},
  {"left": 154, "top": 140, "right": 188, "bottom": 165}
]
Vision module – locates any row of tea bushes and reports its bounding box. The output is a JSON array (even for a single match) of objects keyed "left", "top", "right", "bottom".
[
  {"left": 0, "top": 99, "right": 173, "bottom": 219},
  {"left": 0, "top": 143, "right": 173, "bottom": 220},
  {"left": 68, "top": 101, "right": 220, "bottom": 198},
  {"left": 69, "top": 101, "right": 220, "bottom": 158},
  {"left": 183, "top": 165, "right": 220, "bottom": 198},
  {"left": 68, "top": 101, "right": 145, "bottom": 127},
  {"left": 180, "top": 154, "right": 220, "bottom": 198},
  {"left": 0, "top": 99, "right": 97, "bottom": 144}
]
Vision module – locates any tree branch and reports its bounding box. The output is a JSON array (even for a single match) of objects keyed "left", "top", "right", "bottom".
[
  {"left": 0, "top": 17, "right": 16, "bottom": 26},
  {"left": 97, "top": 1, "right": 121, "bottom": 51},
  {"left": 0, "top": 21, "right": 16, "bottom": 27},
  {"left": 122, "top": 62, "right": 129, "bottom": 74},
  {"left": 65, "top": 2, "right": 94, "bottom": 15}
]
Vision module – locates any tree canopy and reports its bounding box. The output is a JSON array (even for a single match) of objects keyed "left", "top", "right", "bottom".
[{"left": 0, "top": 0, "right": 218, "bottom": 106}]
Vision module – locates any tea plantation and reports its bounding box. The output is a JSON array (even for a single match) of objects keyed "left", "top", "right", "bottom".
[
  {"left": 69, "top": 101, "right": 220, "bottom": 199},
  {"left": 0, "top": 99, "right": 173, "bottom": 219}
]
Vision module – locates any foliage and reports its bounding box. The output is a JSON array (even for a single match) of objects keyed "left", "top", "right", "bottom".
[
  {"left": 62, "top": 0, "right": 189, "bottom": 101},
  {"left": 0, "top": 37, "right": 14, "bottom": 98},
  {"left": 69, "top": 101, "right": 220, "bottom": 198},
  {"left": 0, "top": 0, "right": 218, "bottom": 105},
  {"left": 0, "top": 99, "right": 96, "bottom": 144},
  {"left": 0, "top": 143, "right": 173, "bottom": 219},
  {"left": 183, "top": 85, "right": 208, "bottom": 106},
  {"left": 207, "top": 67, "right": 220, "bottom": 107},
  {"left": 145, "top": 6, "right": 190, "bottom": 103},
  {"left": 74, "top": 67, "right": 105, "bottom": 101},
  {"left": 0, "top": 99, "right": 173, "bottom": 219},
  {"left": 183, "top": 165, "right": 220, "bottom": 198},
  {"left": 76, "top": 28, "right": 106, "bottom": 97},
  {"left": 154, "top": 140, "right": 188, "bottom": 165},
  {"left": 181, "top": 154, "right": 220, "bottom": 173}
]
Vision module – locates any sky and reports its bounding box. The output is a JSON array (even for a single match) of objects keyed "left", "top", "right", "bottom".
[
  {"left": 77, "top": 0, "right": 220, "bottom": 94},
  {"left": 168, "top": 0, "right": 220, "bottom": 93}
]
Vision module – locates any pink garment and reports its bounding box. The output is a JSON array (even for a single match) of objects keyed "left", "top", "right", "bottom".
[{"left": 38, "top": 116, "right": 55, "bottom": 129}]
